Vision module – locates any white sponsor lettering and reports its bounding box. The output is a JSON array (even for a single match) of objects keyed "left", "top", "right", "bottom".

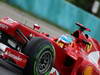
[
  {"left": 0, "top": 24, "right": 8, "bottom": 29},
  {"left": 0, "top": 43, "right": 8, "bottom": 52},
  {"left": 7, "top": 52, "right": 22, "bottom": 61}
]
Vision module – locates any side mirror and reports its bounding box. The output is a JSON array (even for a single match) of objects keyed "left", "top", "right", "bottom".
[{"left": 33, "top": 24, "right": 40, "bottom": 30}]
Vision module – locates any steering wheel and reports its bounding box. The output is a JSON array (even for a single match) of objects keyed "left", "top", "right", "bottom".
[{"left": 75, "top": 22, "right": 91, "bottom": 32}]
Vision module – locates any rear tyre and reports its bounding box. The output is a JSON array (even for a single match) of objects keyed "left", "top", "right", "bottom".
[{"left": 23, "top": 37, "right": 55, "bottom": 75}]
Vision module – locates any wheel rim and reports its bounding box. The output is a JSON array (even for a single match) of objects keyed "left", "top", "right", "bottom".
[{"left": 37, "top": 50, "right": 52, "bottom": 74}]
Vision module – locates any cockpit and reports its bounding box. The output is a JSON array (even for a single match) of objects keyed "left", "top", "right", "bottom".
[{"left": 56, "top": 34, "right": 75, "bottom": 48}]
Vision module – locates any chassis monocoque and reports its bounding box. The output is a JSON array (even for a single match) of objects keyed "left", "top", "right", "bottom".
[{"left": 0, "top": 17, "right": 99, "bottom": 75}]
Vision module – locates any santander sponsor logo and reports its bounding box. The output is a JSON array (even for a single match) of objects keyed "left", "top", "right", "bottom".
[
  {"left": 5, "top": 51, "right": 22, "bottom": 61},
  {"left": 88, "top": 51, "right": 100, "bottom": 68}
]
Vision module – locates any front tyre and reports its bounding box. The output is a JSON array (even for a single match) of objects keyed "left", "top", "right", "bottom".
[{"left": 23, "top": 37, "right": 55, "bottom": 75}]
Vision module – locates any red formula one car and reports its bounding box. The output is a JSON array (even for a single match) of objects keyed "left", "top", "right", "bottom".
[{"left": 0, "top": 17, "right": 99, "bottom": 75}]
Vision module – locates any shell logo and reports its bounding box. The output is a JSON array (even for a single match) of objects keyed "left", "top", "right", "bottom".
[{"left": 83, "top": 66, "right": 93, "bottom": 75}]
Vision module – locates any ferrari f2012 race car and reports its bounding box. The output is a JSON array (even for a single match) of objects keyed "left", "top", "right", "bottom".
[{"left": 0, "top": 17, "right": 99, "bottom": 75}]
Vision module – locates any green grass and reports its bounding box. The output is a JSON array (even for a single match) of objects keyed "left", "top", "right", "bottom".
[{"left": 0, "top": 0, "right": 7, "bottom": 2}]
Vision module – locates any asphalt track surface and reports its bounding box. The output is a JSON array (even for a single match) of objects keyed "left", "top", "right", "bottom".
[{"left": 0, "top": 2, "right": 65, "bottom": 75}]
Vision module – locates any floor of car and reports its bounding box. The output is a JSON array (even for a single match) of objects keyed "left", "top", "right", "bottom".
[{"left": 0, "top": 59, "right": 22, "bottom": 75}]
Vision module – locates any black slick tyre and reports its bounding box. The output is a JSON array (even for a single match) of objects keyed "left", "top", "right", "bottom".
[{"left": 23, "top": 37, "right": 55, "bottom": 75}]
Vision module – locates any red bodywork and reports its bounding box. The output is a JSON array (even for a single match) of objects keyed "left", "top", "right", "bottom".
[{"left": 0, "top": 17, "right": 100, "bottom": 75}]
